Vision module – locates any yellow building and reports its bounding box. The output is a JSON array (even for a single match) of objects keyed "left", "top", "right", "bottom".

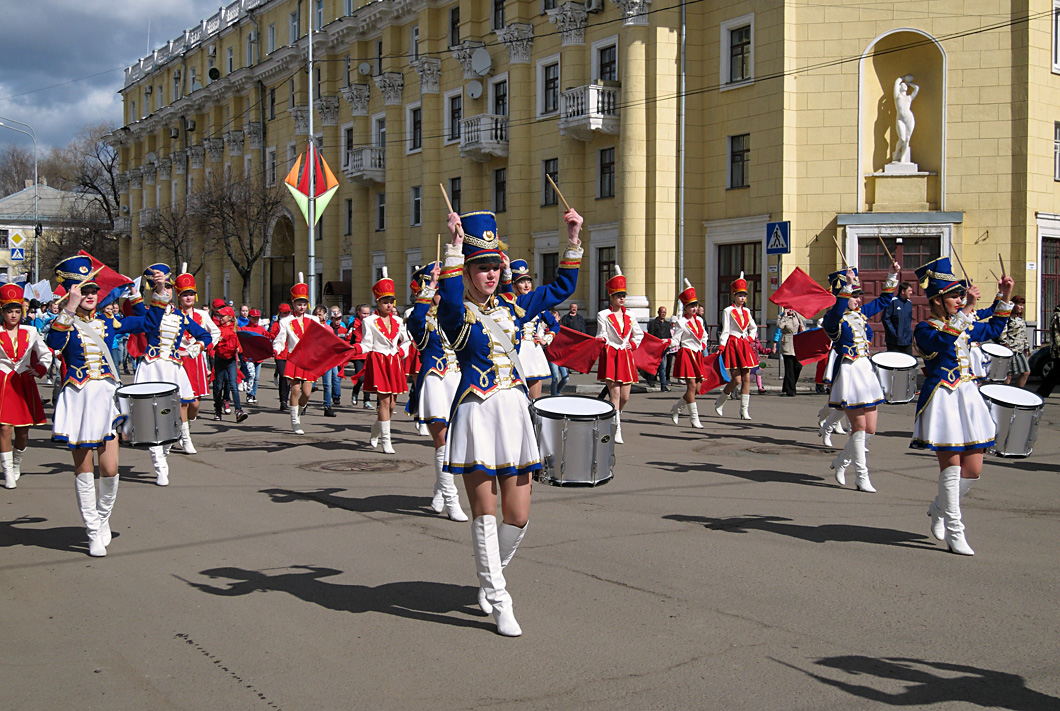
[{"left": 113, "top": 0, "right": 1060, "bottom": 335}]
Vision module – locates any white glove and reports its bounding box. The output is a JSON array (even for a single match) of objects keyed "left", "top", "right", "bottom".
[{"left": 186, "top": 342, "right": 204, "bottom": 359}]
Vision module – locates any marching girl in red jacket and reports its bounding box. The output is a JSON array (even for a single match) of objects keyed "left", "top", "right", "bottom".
[{"left": 361, "top": 269, "right": 410, "bottom": 454}]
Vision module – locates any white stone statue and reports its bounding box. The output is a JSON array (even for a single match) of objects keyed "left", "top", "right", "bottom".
[{"left": 892, "top": 75, "right": 919, "bottom": 164}]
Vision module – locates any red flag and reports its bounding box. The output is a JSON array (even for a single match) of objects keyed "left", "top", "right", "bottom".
[
  {"left": 77, "top": 250, "right": 134, "bottom": 307},
  {"left": 769, "top": 267, "right": 836, "bottom": 318},
  {"left": 633, "top": 332, "right": 669, "bottom": 375},
  {"left": 793, "top": 328, "right": 832, "bottom": 366},
  {"left": 237, "top": 330, "right": 275, "bottom": 363},
  {"left": 697, "top": 352, "right": 732, "bottom": 394},
  {"left": 544, "top": 326, "right": 603, "bottom": 374},
  {"left": 126, "top": 333, "right": 147, "bottom": 359},
  {"left": 286, "top": 319, "right": 362, "bottom": 381}
]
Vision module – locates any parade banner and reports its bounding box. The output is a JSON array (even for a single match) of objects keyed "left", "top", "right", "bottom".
[
  {"left": 286, "top": 318, "right": 364, "bottom": 381},
  {"left": 769, "top": 267, "right": 836, "bottom": 318},
  {"left": 545, "top": 326, "right": 602, "bottom": 373}
]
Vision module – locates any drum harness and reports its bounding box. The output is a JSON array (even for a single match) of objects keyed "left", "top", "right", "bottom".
[{"left": 464, "top": 300, "right": 530, "bottom": 389}]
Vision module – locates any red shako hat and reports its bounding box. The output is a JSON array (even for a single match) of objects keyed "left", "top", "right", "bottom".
[
  {"left": 606, "top": 265, "right": 627, "bottom": 297},
  {"left": 679, "top": 278, "right": 697, "bottom": 307},
  {"left": 290, "top": 272, "right": 309, "bottom": 303},
  {"left": 372, "top": 266, "right": 395, "bottom": 301},
  {"left": 731, "top": 271, "right": 748, "bottom": 295},
  {"left": 0, "top": 283, "right": 24, "bottom": 308}
]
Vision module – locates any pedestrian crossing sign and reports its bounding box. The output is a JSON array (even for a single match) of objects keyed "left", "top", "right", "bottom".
[
  {"left": 10, "top": 248, "right": 24, "bottom": 262},
  {"left": 766, "top": 221, "right": 791, "bottom": 255}
]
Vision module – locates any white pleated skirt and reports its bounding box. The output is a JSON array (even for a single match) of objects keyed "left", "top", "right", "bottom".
[
  {"left": 416, "top": 368, "right": 460, "bottom": 426},
  {"left": 968, "top": 344, "right": 988, "bottom": 381},
  {"left": 136, "top": 358, "right": 195, "bottom": 402},
  {"left": 53, "top": 378, "right": 123, "bottom": 449},
  {"left": 517, "top": 340, "right": 552, "bottom": 381},
  {"left": 911, "top": 380, "right": 996, "bottom": 452},
  {"left": 445, "top": 387, "right": 541, "bottom": 477},
  {"left": 829, "top": 356, "right": 885, "bottom": 410}
]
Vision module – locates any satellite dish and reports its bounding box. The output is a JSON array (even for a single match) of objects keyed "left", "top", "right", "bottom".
[
  {"left": 145, "top": 152, "right": 157, "bottom": 162},
  {"left": 466, "top": 80, "right": 482, "bottom": 99},
  {"left": 471, "top": 47, "right": 491, "bottom": 76},
  {"left": 208, "top": 67, "right": 221, "bottom": 81},
  {"left": 358, "top": 61, "right": 372, "bottom": 76}
]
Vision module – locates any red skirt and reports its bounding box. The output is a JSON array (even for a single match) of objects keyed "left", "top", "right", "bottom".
[
  {"left": 673, "top": 348, "right": 707, "bottom": 380},
  {"left": 721, "top": 337, "right": 759, "bottom": 370},
  {"left": 405, "top": 349, "right": 421, "bottom": 377},
  {"left": 0, "top": 370, "right": 46, "bottom": 426},
  {"left": 364, "top": 352, "right": 406, "bottom": 394},
  {"left": 181, "top": 354, "right": 211, "bottom": 398},
  {"left": 597, "top": 346, "right": 638, "bottom": 384},
  {"left": 283, "top": 360, "right": 316, "bottom": 382}
]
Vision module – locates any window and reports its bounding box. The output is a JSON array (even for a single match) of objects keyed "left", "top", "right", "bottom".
[
  {"left": 342, "top": 125, "right": 354, "bottom": 166},
  {"left": 1054, "top": 0, "right": 1060, "bottom": 72},
  {"left": 289, "top": 11, "right": 300, "bottom": 43},
  {"left": 267, "top": 23, "right": 276, "bottom": 53},
  {"left": 289, "top": 78, "right": 295, "bottom": 107},
  {"left": 729, "top": 134, "right": 750, "bottom": 189},
  {"left": 268, "top": 88, "right": 276, "bottom": 120},
  {"left": 449, "top": 177, "right": 462, "bottom": 214},
  {"left": 345, "top": 199, "right": 353, "bottom": 235},
  {"left": 449, "top": 6, "right": 461, "bottom": 47},
  {"left": 1055, "top": 122, "right": 1060, "bottom": 180},
  {"left": 538, "top": 58, "right": 560, "bottom": 115},
  {"left": 493, "top": 0, "right": 506, "bottom": 31},
  {"left": 344, "top": 0, "right": 355, "bottom": 16},
  {"left": 717, "top": 242, "right": 761, "bottom": 323},
  {"left": 130, "top": 100, "right": 136, "bottom": 122},
  {"left": 597, "top": 246, "right": 616, "bottom": 313},
  {"left": 314, "top": 66, "right": 322, "bottom": 96},
  {"left": 190, "top": 67, "right": 197, "bottom": 88},
  {"left": 410, "top": 185, "right": 422, "bottom": 225},
  {"left": 376, "top": 192, "right": 386, "bottom": 231},
  {"left": 542, "top": 158, "right": 558, "bottom": 206},
  {"left": 543, "top": 0, "right": 557, "bottom": 11},
  {"left": 494, "top": 168, "right": 507, "bottom": 213},
  {"left": 246, "top": 33, "right": 254, "bottom": 66},
  {"left": 492, "top": 77, "right": 508, "bottom": 116},
  {"left": 226, "top": 47, "right": 234, "bottom": 74},
  {"left": 599, "top": 147, "right": 615, "bottom": 198},
  {"left": 373, "top": 115, "right": 386, "bottom": 148},
  {"left": 244, "top": 155, "right": 252, "bottom": 178},
  {"left": 446, "top": 91, "right": 463, "bottom": 141},
  {"left": 287, "top": 143, "right": 297, "bottom": 172},
  {"left": 174, "top": 75, "right": 181, "bottom": 100},
  {"left": 721, "top": 14, "right": 754, "bottom": 88},
  {"left": 541, "top": 252, "right": 559, "bottom": 284},
  {"left": 375, "top": 41, "right": 383, "bottom": 75},
  {"left": 598, "top": 44, "right": 618, "bottom": 82},
  {"left": 407, "top": 104, "right": 422, "bottom": 152},
  {"left": 314, "top": 0, "right": 323, "bottom": 30},
  {"left": 410, "top": 25, "right": 420, "bottom": 60},
  {"left": 265, "top": 147, "right": 277, "bottom": 186}
]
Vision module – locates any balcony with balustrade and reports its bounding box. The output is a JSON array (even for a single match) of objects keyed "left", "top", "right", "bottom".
[
  {"left": 558, "top": 84, "right": 620, "bottom": 141},
  {"left": 459, "top": 114, "right": 509, "bottom": 162},
  {"left": 343, "top": 146, "right": 385, "bottom": 185}
]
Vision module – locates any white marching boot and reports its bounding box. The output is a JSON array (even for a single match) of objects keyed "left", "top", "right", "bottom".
[
  {"left": 179, "top": 421, "right": 197, "bottom": 454},
  {"left": 835, "top": 420, "right": 847, "bottom": 435},
  {"left": 480, "top": 519, "right": 529, "bottom": 614},
  {"left": 12, "top": 447, "right": 25, "bottom": 483},
  {"left": 369, "top": 421, "right": 381, "bottom": 448},
  {"left": 939, "top": 466, "right": 975, "bottom": 555},
  {"left": 430, "top": 447, "right": 445, "bottom": 513},
  {"left": 290, "top": 405, "right": 304, "bottom": 435},
  {"left": 739, "top": 394, "right": 751, "bottom": 421},
  {"left": 435, "top": 447, "right": 467, "bottom": 521},
  {"left": 714, "top": 391, "right": 728, "bottom": 416},
  {"left": 852, "top": 431, "right": 876, "bottom": 493},
  {"left": 613, "top": 411, "right": 624, "bottom": 444},
  {"left": 2, "top": 451, "right": 14, "bottom": 489},
  {"left": 830, "top": 435, "right": 854, "bottom": 486},
  {"left": 819, "top": 410, "right": 845, "bottom": 448},
  {"left": 688, "top": 402, "right": 704, "bottom": 429},
  {"left": 380, "top": 421, "right": 396, "bottom": 454},
  {"left": 149, "top": 445, "right": 170, "bottom": 487},
  {"left": 671, "top": 400, "right": 686, "bottom": 425},
  {"left": 75, "top": 473, "right": 106, "bottom": 557},
  {"left": 472, "top": 515, "right": 522, "bottom": 636},
  {"left": 817, "top": 404, "right": 831, "bottom": 428},
  {"left": 97, "top": 475, "right": 119, "bottom": 547}
]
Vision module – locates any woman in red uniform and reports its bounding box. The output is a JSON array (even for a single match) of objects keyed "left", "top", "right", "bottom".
[
  {"left": 272, "top": 277, "right": 315, "bottom": 435},
  {"left": 174, "top": 269, "right": 220, "bottom": 453},
  {"left": 361, "top": 269, "right": 410, "bottom": 454},
  {"left": 0, "top": 283, "right": 52, "bottom": 489},
  {"left": 714, "top": 273, "right": 758, "bottom": 420},
  {"left": 670, "top": 280, "right": 710, "bottom": 429},
  {"left": 595, "top": 266, "right": 644, "bottom": 444}
]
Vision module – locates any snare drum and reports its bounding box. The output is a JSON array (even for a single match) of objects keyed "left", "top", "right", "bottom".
[
  {"left": 116, "top": 382, "right": 182, "bottom": 447},
  {"left": 530, "top": 396, "right": 616, "bottom": 486},
  {"left": 981, "top": 343, "right": 1014, "bottom": 382},
  {"left": 979, "top": 383, "right": 1043, "bottom": 458},
  {"left": 869, "top": 351, "right": 918, "bottom": 404}
]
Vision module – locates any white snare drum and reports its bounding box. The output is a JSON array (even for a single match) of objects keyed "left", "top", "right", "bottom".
[
  {"left": 870, "top": 351, "right": 918, "bottom": 404},
  {"left": 530, "top": 396, "right": 616, "bottom": 487},
  {"left": 116, "top": 382, "right": 182, "bottom": 447},
  {"left": 980, "top": 384, "right": 1043, "bottom": 458},
  {"left": 981, "top": 342, "right": 1014, "bottom": 382}
]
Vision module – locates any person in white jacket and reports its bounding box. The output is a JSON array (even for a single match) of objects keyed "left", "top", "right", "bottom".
[
  {"left": 714, "top": 273, "right": 758, "bottom": 420},
  {"left": 670, "top": 280, "right": 710, "bottom": 429},
  {"left": 595, "top": 266, "right": 644, "bottom": 444},
  {"left": 272, "top": 275, "right": 315, "bottom": 435},
  {"left": 359, "top": 269, "right": 410, "bottom": 454}
]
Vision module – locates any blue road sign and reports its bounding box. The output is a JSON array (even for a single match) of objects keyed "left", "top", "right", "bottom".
[
  {"left": 766, "top": 221, "right": 791, "bottom": 255},
  {"left": 10, "top": 248, "right": 24, "bottom": 262}
]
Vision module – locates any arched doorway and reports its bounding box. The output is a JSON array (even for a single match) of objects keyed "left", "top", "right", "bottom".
[{"left": 267, "top": 214, "right": 295, "bottom": 316}]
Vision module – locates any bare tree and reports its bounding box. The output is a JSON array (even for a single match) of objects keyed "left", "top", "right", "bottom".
[
  {"left": 0, "top": 144, "right": 35, "bottom": 197},
  {"left": 51, "top": 123, "right": 121, "bottom": 228},
  {"left": 193, "top": 172, "right": 286, "bottom": 303},
  {"left": 140, "top": 199, "right": 212, "bottom": 275}
]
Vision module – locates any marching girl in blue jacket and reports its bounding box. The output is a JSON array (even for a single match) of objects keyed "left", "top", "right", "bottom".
[
  {"left": 912, "top": 258, "right": 1013, "bottom": 556},
  {"left": 508, "top": 259, "right": 562, "bottom": 401},
  {"left": 437, "top": 208, "right": 582, "bottom": 637}
]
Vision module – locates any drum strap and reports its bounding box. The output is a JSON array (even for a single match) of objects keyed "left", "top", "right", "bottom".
[
  {"left": 464, "top": 300, "right": 530, "bottom": 386},
  {"left": 72, "top": 319, "right": 119, "bottom": 380}
]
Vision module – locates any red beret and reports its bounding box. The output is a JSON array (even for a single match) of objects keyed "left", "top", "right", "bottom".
[{"left": 212, "top": 298, "right": 226, "bottom": 309}]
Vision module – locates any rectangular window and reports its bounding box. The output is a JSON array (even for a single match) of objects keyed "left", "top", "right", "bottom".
[
  {"left": 493, "top": 0, "right": 506, "bottom": 30},
  {"left": 344, "top": 0, "right": 355, "bottom": 16},
  {"left": 265, "top": 147, "right": 277, "bottom": 186},
  {"left": 542, "top": 252, "right": 559, "bottom": 284},
  {"left": 1055, "top": 122, "right": 1060, "bottom": 180},
  {"left": 599, "top": 147, "right": 615, "bottom": 198},
  {"left": 174, "top": 75, "right": 181, "bottom": 100},
  {"left": 411, "top": 185, "right": 422, "bottom": 225},
  {"left": 598, "top": 45, "right": 617, "bottom": 82},
  {"left": 721, "top": 14, "right": 755, "bottom": 88},
  {"left": 449, "top": 6, "right": 460, "bottom": 47},
  {"left": 315, "top": 66, "right": 322, "bottom": 97},
  {"left": 268, "top": 88, "right": 276, "bottom": 119},
  {"left": 597, "top": 246, "right": 616, "bottom": 313},
  {"left": 345, "top": 198, "right": 353, "bottom": 235},
  {"left": 410, "top": 25, "right": 420, "bottom": 60},
  {"left": 450, "top": 177, "right": 462, "bottom": 214},
  {"left": 374, "top": 116, "right": 386, "bottom": 148},
  {"left": 375, "top": 41, "right": 383, "bottom": 75},
  {"left": 376, "top": 192, "right": 386, "bottom": 231},
  {"left": 226, "top": 47, "right": 234, "bottom": 74},
  {"left": 1054, "top": 1, "right": 1060, "bottom": 72},
  {"left": 494, "top": 168, "right": 507, "bottom": 213},
  {"left": 315, "top": 0, "right": 323, "bottom": 30},
  {"left": 493, "top": 79, "right": 508, "bottom": 116},
  {"left": 449, "top": 94, "right": 462, "bottom": 140},
  {"left": 289, "top": 12, "right": 300, "bottom": 43},
  {"left": 190, "top": 67, "right": 197, "bottom": 88},
  {"left": 729, "top": 134, "right": 750, "bottom": 189},
  {"left": 246, "top": 33, "right": 254, "bottom": 66},
  {"left": 541, "top": 60, "right": 560, "bottom": 114},
  {"left": 267, "top": 24, "right": 276, "bottom": 53},
  {"left": 408, "top": 105, "right": 422, "bottom": 151},
  {"left": 543, "top": 0, "right": 557, "bottom": 11},
  {"left": 542, "top": 158, "right": 558, "bottom": 206},
  {"left": 287, "top": 143, "right": 296, "bottom": 172},
  {"left": 343, "top": 126, "right": 354, "bottom": 166}
]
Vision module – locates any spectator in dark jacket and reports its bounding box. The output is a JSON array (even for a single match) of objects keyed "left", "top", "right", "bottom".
[
  {"left": 647, "top": 306, "right": 674, "bottom": 390},
  {"left": 560, "top": 303, "right": 587, "bottom": 334},
  {"left": 882, "top": 281, "right": 914, "bottom": 354}
]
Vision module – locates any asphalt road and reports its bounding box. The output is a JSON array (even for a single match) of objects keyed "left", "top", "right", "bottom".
[{"left": 2, "top": 373, "right": 1058, "bottom": 711}]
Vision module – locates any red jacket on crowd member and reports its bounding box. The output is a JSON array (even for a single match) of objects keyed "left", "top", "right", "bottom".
[{"left": 215, "top": 308, "right": 242, "bottom": 360}]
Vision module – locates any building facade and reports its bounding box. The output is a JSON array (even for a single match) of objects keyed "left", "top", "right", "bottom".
[{"left": 113, "top": 0, "right": 1060, "bottom": 336}]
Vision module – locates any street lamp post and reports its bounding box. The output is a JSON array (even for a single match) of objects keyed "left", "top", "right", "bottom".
[{"left": 0, "top": 116, "right": 38, "bottom": 283}]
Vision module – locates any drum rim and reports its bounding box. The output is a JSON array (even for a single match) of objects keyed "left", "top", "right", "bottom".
[
  {"left": 981, "top": 343, "right": 1014, "bottom": 357},
  {"left": 980, "top": 384, "right": 1044, "bottom": 409},
  {"left": 869, "top": 352, "right": 918, "bottom": 370},
  {"left": 116, "top": 381, "right": 180, "bottom": 398},
  {"left": 531, "top": 394, "right": 617, "bottom": 421}
]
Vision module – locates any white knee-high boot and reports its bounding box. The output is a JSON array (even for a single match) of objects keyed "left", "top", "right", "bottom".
[
  {"left": 819, "top": 410, "right": 845, "bottom": 447},
  {"left": 12, "top": 447, "right": 25, "bottom": 482},
  {"left": 97, "top": 475, "right": 119, "bottom": 547},
  {"left": 817, "top": 403, "right": 831, "bottom": 427},
  {"left": 75, "top": 473, "right": 106, "bottom": 557},
  {"left": 380, "top": 421, "right": 396, "bottom": 454},
  {"left": 939, "top": 466, "right": 974, "bottom": 555},
  {"left": 436, "top": 447, "right": 467, "bottom": 522},
  {"left": 369, "top": 421, "right": 381, "bottom": 448},
  {"left": 831, "top": 435, "right": 855, "bottom": 486},
  {"left": 2, "top": 451, "right": 14, "bottom": 489},
  {"left": 714, "top": 390, "right": 728, "bottom": 416},
  {"left": 688, "top": 402, "right": 704, "bottom": 429},
  {"left": 852, "top": 431, "right": 875, "bottom": 493},
  {"left": 480, "top": 520, "right": 529, "bottom": 614},
  {"left": 670, "top": 399, "right": 686, "bottom": 425},
  {"left": 290, "top": 405, "right": 304, "bottom": 435},
  {"left": 430, "top": 447, "right": 445, "bottom": 513},
  {"left": 179, "top": 421, "right": 197, "bottom": 454},
  {"left": 149, "top": 445, "right": 169, "bottom": 487},
  {"left": 614, "top": 411, "right": 623, "bottom": 444},
  {"left": 739, "top": 394, "right": 751, "bottom": 420},
  {"left": 471, "top": 515, "right": 521, "bottom": 637}
]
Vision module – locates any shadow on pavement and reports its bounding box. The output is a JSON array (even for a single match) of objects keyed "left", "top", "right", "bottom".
[
  {"left": 1, "top": 515, "right": 95, "bottom": 555},
  {"left": 664, "top": 513, "right": 935, "bottom": 549},
  {"left": 646, "top": 460, "right": 835, "bottom": 488},
  {"left": 180, "top": 565, "right": 492, "bottom": 630},
  {"left": 260, "top": 487, "right": 437, "bottom": 518},
  {"left": 776, "top": 655, "right": 1059, "bottom": 710}
]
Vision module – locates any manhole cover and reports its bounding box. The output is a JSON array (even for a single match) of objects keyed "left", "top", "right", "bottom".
[
  {"left": 744, "top": 444, "right": 827, "bottom": 457},
  {"left": 302, "top": 459, "right": 424, "bottom": 474}
]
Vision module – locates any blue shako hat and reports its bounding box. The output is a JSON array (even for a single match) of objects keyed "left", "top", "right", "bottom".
[
  {"left": 55, "top": 255, "right": 98, "bottom": 291},
  {"left": 411, "top": 261, "right": 441, "bottom": 294},
  {"left": 460, "top": 211, "right": 505, "bottom": 263},
  {"left": 827, "top": 267, "right": 861, "bottom": 296},
  {"left": 510, "top": 259, "right": 531, "bottom": 282},
  {"left": 915, "top": 257, "right": 966, "bottom": 299},
  {"left": 143, "top": 263, "right": 174, "bottom": 285}
]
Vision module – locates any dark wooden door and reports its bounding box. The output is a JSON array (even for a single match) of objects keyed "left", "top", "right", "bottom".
[
  {"left": 858, "top": 235, "right": 940, "bottom": 349},
  {"left": 1042, "top": 238, "right": 1060, "bottom": 328},
  {"left": 717, "top": 241, "right": 762, "bottom": 328}
]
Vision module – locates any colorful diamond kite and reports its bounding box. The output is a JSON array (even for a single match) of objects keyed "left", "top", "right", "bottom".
[{"left": 284, "top": 142, "right": 339, "bottom": 226}]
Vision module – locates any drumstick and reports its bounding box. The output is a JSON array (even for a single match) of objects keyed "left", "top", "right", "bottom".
[
  {"left": 546, "top": 174, "right": 571, "bottom": 212},
  {"left": 999, "top": 253, "right": 1006, "bottom": 278},
  {"left": 57, "top": 265, "right": 106, "bottom": 303},
  {"left": 831, "top": 234, "right": 849, "bottom": 267},
  {"left": 877, "top": 235, "right": 894, "bottom": 264},
  {"left": 949, "top": 239, "right": 971, "bottom": 283},
  {"left": 989, "top": 269, "right": 1000, "bottom": 283},
  {"left": 438, "top": 183, "right": 465, "bottom": 239},
  {"left": 435, "top": 234, "right": 441, "bottom": 268}
]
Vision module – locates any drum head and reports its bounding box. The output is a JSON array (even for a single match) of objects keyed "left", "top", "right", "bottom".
[
  {"left": 117, "top": 381, "right": 179, "bottom": 398},
  {"left": 870, "top": 351, "right": 917, "bottom": 369},
  {"left": 980, "top": 384, "right": 1043, "bottom": 408},
  {"left": 532, "top": 395, "right": 616, "bottom": 420},
  {"left": 981, "top": 343, "right": 1014, "bottom": 358}
]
